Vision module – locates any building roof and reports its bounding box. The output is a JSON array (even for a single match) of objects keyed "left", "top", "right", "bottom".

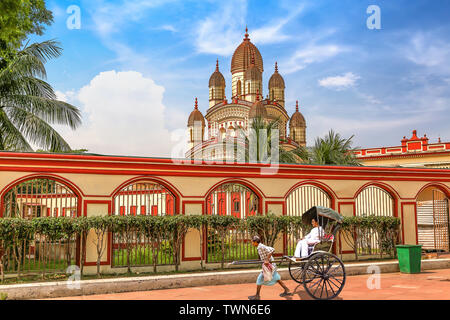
[
  {"left": 268, "top": 62, "right": 285, "bottom": 89},
  {"left": 289, "top": 101, "right": 306, "bottom": 127},
  {"left": 188, "top": 98, "right": 205, "bottom": 127},
  {"left": 209, "top": 60, "right": 226, "bottom": 87},
  {"left": 244, "top": 54, "right": 262, "bottom": 81},
  {"left": 354, "top": 130, "right": 450, "bottom": 159},
  {"left": 248, "top": 93, "right": 267, "bottom": 119},
  {"left": 231, "top": 28, "right": 263, "bottom": 74}
]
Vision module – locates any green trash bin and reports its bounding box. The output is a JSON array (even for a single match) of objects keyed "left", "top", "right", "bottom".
[{"left": 396, "top": 245, "right": 422, "bottom": 274}]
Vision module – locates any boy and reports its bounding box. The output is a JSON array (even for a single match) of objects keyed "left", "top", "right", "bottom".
[{"left": 248, "top": 235, "right": 291, "bottom": 300}]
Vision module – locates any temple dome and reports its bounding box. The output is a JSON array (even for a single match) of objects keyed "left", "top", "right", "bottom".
[
  {"left": 188, "top": 98, "right": 205, "bottom": 126},
  {"left": 209, "top": 60, "right": 226, "bottom": 87},
  {"left": 244, "top": 56, "right": 262, "bottom": 81},
  {"left": 290, "top": 101, "right": 306, "bottom": 127},
  {"left": 268, "top": 62, "right": 285, "bottom": 89},
  {"left": 248, "top": 94, "right": 267, "bottom": 119},
  {"left": 231, "top": 28, "right": 263, "bottom": 74}
]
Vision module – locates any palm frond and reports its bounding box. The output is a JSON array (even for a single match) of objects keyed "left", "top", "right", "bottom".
[{"left": 4, "top": 103, "right": 72, "bottom": 151}]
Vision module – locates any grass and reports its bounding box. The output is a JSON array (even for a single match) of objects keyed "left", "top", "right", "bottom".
[
  {"left": 112, "top": 246, "right": 174, "bottom": 267},
  {"left": 207, "top": 242, "right": 259, "bottom": 263}
]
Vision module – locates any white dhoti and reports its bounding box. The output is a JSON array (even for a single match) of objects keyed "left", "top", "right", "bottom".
[{"left": 294, "top": 239, "right": 319, "bottom": 258}]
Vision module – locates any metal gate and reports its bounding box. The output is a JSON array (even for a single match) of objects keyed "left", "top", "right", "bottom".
[
  {"left": 355, "top": 186, "right": 394, "bottom": 256},
  {"left": 205, "top": 183, "right": 259, "bottom": 263},
  {"left": 1, "top": 178, "right": 79, "bottom": 275},
  {"left": 112, "top": 181, "right": 177, "bottom": 267},
  {"left": 285, "top": 184, "right": 331, "bottom": 255},
  {"left": 432, "top": 189, "right": 449, "bottom": 253}
]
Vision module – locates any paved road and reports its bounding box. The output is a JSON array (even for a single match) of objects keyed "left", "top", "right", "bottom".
[{"left": 53, "top": 268, "right": 450, "bottom": 300}]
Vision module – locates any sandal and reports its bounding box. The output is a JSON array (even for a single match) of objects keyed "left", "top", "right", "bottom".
[{"left": 279, "top": 291, "right": 292, "bottom": 297}]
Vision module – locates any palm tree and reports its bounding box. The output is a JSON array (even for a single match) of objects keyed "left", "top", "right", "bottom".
[
  {"left": 235, "top": 116, "right": 309, "bottom": 164},
  {"left": 0, "top": 40, "right": 81, "bottom": 151},
  {"left": 308, "top": 129, "right": 361, "bottom": 165}
]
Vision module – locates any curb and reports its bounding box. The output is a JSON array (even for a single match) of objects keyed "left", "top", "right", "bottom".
[{"left": 1, "top": 258, "right": 450, "bottom": 300}]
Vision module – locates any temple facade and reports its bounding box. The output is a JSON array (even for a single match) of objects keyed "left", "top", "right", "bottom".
[{"left": 186, "top": 28, "right": 306, "bottom": 160}]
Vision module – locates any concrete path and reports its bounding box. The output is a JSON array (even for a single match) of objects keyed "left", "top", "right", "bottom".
[{"left": 51, "top": 268, "right": 450, "bottom": 300}]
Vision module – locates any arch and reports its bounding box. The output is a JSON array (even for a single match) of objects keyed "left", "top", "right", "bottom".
[
  {"left": 0, "top": 174, "right": 82, "bottom": 218},
  {"left": 111, "top": 176, "right": 181, "bottom": 216},
  {"left": 355, "top": 184, "right": 396, "bottom": 217},
  {"left": 353, "top": 181, "right": 400, "bottom": 201},
  {"left": 284, "top": 180, "right": 337, "bottom": 209},
  {"left": 204, "top": 179, "right": 263, "bottom": 217},
  {"left": 414, "top": 182, "right": 450, "bottom": 200},
  {"left": 416, "top": 184, "right": 449, "bottom": 252},
  {"left": 284, "top": 181, "right": 333, "bottom": 216}
]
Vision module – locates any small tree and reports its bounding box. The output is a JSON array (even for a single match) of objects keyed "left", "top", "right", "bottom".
[
  {"left": 246, "top": 214, "right": 289, "bottom": 247},
  {"left": 10, "top": 218, "right": 33, "bottom": 279},
  {"left": 73, "top": 217, "right": 91, "bottom": 276},
  {"left": 206, "top": 215, "right": 239, "bottom": 269},
  {"left": 166, "top": 215, "right": 191, "bottom": 272},
  {"left": 340, "top": 216, "right": 364, "bottom": 261},
  {"left": 89, "top": 216, "right": 112, "bottom": 278},
  {"left": 109, "top": 215, "right": 143, "bottom": 274},
  {"left": 0, "top": 219, "right": 15, "bottom": 282}
]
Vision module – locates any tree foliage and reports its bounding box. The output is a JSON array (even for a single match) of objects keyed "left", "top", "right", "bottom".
[
  {"left": 0, "top": 40, "right": 82, "bottom": 151},
  {"left": 0, "top": 0, "right": 53, "bottom": 63}
]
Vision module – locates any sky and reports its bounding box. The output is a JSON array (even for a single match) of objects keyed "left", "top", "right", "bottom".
[{"left": 30, "top": 0, "right": 450, "bottom": 157}]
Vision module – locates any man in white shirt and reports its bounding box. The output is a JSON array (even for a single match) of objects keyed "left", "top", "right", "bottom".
[{"left": 294, "top": 218, "right": 324, "bottom": 258}]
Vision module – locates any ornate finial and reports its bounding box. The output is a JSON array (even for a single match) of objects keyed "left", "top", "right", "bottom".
[
  {"left": 275, "top": 62, "right": 278, "bottom": 72},
  {"left": 295, "top": 100, "right": 299, "bottom": 112},
  {"left": 194, "top": 97, "right": 198, "bottom": 109},
  {"left": 216, "top": 59, "right": 219, "bottom": 71},
  {"left": 438, "top": 137, "right": 442, "bottom": 143},
  {"left": 244, "top": 26, "right": 249, "bottom": 40}
]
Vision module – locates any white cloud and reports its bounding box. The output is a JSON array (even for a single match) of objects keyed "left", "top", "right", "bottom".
[
  {"left": 57, "top": 70, "right": 178, "bottom": 157},
  {"left": 194, "top": 1, "right": 307, "bottom": 56},
  {"left": 318, "top": 72, "right": 360, "bottom": 90},
  {"left": 91, "top": 0, "right": 177, "bottom": 37},
  {"left": 194, "top": 0, "right": 247, "bottom": 56},
  {"left": 404, "top": 32, "right": 450, "bottom": 68},
  {"left": 250, "top": 5, "right": 305, "bottom": 45},
  {"left": 282, "top": 44, "right": 345, "bottom": 74},
  {"left": 157, "top": 24, "right": 178, "bottom": 33}
]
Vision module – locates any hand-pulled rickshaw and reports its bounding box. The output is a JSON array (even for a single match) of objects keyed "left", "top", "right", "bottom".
[{"left": 230, "top": 206, "right": 346, "bottom": 300}]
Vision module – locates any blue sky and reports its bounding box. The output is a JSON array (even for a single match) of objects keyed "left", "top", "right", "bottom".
[{"left": 31, "top": 0, "right": 450, "bottom": 156}]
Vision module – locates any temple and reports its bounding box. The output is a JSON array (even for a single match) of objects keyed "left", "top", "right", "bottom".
[{"left": 186, "top": 28, "right": 306, "bottom": 160}]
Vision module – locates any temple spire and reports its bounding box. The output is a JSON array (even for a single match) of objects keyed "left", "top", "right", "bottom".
[
  {"left": 215, "top": 59, "right": 219, "bottom": 71},
  {"left": 194, "top": 97, "right": 198, "bottom": 110},
  {"left": 296, "top": 100, "right": 299, "bottom": 112},
  {"left": 275, "top": 61, "right": 278, "bottom": 73}
]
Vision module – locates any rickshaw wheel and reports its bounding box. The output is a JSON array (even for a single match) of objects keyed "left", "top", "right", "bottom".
[
  {"left": 302, "top": 252, "right": 346, "bottom": 300},
  {"left": 288, "top": 259, "right": 306, "bottom": 284}
]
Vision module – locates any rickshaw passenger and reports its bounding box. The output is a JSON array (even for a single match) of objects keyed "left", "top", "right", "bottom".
[{"left": 294, "top": 218, "right": 324, "bottom": 258}]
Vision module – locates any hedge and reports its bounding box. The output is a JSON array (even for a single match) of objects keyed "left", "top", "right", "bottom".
[{"left": 0, "top": 214, "right": 401, "bottom": 280}]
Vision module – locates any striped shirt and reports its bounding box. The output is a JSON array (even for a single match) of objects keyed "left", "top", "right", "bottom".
[{"left": 257, "top": 243, "right": 276, "bottom": 269}]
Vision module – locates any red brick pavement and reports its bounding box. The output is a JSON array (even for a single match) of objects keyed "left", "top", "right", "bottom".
[{"left": 51, "top": 268, "right": 450, "bottom": 300}]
